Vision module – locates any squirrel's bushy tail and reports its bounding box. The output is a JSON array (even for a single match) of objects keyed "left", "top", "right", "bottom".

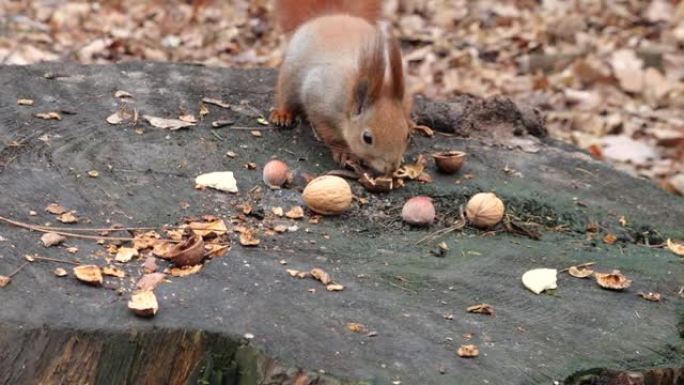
[{"left": 275, "top": 0, "right": 383, "bottom": 34}]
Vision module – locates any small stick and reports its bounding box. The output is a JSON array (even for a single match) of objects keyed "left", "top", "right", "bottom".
[
  {"left": 30, "top": 256, "right": 80, "bottom": 265},
  {"left": 0, "top": 215, "right": 134, "bottom": 241},
  {"left": 559, "top": 262, "right": 595, "bottom": 273},
  {"left": 8, "top": 261, "right": 29, "bottom": 277}
]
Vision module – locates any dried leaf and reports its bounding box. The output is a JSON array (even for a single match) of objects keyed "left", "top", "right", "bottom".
[
  {"left": 45, "top": 203, "right": 67, "bottom": 215},
  {"left": 143, "top": 115, "right": 195, "bottom": 130},
  {"left": 457, "top": 344, "right": 479, "bottom": 358},
  {"left": 638, "top": 291, "right": 662, "bottom": 302},
  {"left": 202, "top": 97, "right": 232, "bottom": 109},
  {"left": 603, "top": 233, "right": 617, "bottom": 245},
  {"left": 285, "top": 206, "right": 304, "bottom": 219},
  {"left": 168, "top": 264, "right": 202, "bottom": 277},
  {"left": 17, "top": 98, "right": 34, "bottom": 106},
  {"left": 466, "top": 303, "right": 494, "bottom": 316},
  {"left": 57, "top": 212, "right": 78, "bottom": 224},
  {"left": 0, "top": 276, "right": 11, "bottom": 287},
  {"left": 115, "top": 247, "right": 139, "bottom": 263},
  {"left": 610, "top": 49, "right": 644, "bottom": 93},
  {"left": 102, "top": 265, "right": 125, "bottom": 278},
  {"left": 568, "top": 265, "right": 594, "bottom": 278},
  {"left": 179, "top": 114, "right": 198, "bottom": 123},
  {"left": 326, "top": 283, "right": 345, "bottom": 291},
  {"left": 594, "top": 270, "right": 632, "bottom": 290},
  {"left": 114, "top": 90, "right": 133, "bottom": 98},
  {"left": 41, "top": 232, "right": 66, "bottom": 247},
  {"left": 666, "top": 239, "right": 684, "bottom": 257},
  {"left": 136, "top": 272, "right": 166, "bottom": 291},
  {"left": 310, "top": 268, "right": 332, "bottom": 285},
  {"left": 287, "top": 269, "right": 310, "bottom": 279},
  {"left": 250, "top": 130, "right": 262, "bottom": 137},
  {"left": 346, "top": 322, "right": 368, "bottom": 333},
  {"left": 106, "top": 107, "right": 137, "bottom": 125},
  {"left": 35, "top": 112, "right": 62, "bottom": 121},
  {"left": 73, "top": 265, "right": 103, "bottom": 286},
  {"left": 53, "top": 268, "right": 68, "bottom": 277},
  {"left": 185, "top": 218, "right": 228, "bottom": 238},
  {"left": 239, "top": 229, "right": 260, "bottom": 247}
]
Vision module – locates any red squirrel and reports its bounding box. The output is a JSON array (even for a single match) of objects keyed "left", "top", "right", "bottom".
[{"left": 270, "top": 0, "right": 412, "bottom": 176}]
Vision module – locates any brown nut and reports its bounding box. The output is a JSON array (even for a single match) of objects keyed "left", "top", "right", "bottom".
[
  {"left": 465, "top": 192, "right": 505, "bottom": 228},
  {"left": 432, "top": 151, "right": 467, "bottom": 174},
  {"left": 401, "top": 196, "right": 435, "bottom": 226},
  {"left": 302, "top": 175, "right": 352, "bottom": 215},
  {"left": 167, "top": 234, "right": 205, "bottom": 267},
  {"left": 262, "top": 159, "right": 290, "bottom": 187}
]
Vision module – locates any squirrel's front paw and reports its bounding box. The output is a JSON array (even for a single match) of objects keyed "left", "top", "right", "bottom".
[
  {"left": 331, "top": 147, "right": 361, "bottom": 170},
  {"left": 269, "top": 108, "right": 295, "bottom": 127}
]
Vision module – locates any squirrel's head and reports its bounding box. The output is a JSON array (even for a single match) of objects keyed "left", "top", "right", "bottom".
[{"left": 344, "top": 32, "right": 410, "bottom": 176}]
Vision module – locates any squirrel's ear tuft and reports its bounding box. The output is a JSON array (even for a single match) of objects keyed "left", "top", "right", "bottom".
[
  {"left": 351, "top": 32, "right": 386, "bottom": 116},
  {"left": 388, "top": 36, "right": 405, "bottom": 100}
]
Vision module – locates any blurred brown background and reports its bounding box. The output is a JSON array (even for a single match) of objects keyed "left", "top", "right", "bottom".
[{"left": 1, "top": 0, "right": 683, "bottom": 194}]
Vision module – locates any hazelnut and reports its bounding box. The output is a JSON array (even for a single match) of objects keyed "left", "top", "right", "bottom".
[
  {"left": 302, "top": 175, "right": 352, "bottom": 215},
  {"left": 401, "top": 196, "right": 435, "bottom": 226},
  {"left": 465, "top": 192, "right": 504, "bottom": 228},
  {"left": 432, "top": 151, "right": 467, "bottom": 174},
  {"left": 262, "top": 159, "right": 290, "bottom": 187}
]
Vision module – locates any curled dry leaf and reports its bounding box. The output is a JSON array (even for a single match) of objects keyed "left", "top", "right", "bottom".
[
  {"left": 106, "top": 107, "right": 137, "bottom": 124},
  {"left": 326, "top": 283, "right": 345, "bottom": 292},
  {"left": 41, "top": 232, "right": 66, "bottom": 247},
  {"left": 143, "top": 115, "right": 195, "bottom": 130},
  {"left": 603, "top": 233, "right": 617, "bottom": 245},
  {"left": 102, "top": 265, "right": 125, "bottom": 278},
  {"left": 287, "top": 269, "right": 310, "bottom": 279},
  {"left": 168, "top": 264, "right": 202, "bottom": 277},
  {"left": 638, "top": 292, "right": 662, "bottom": 302},
  {"left": 195, "top": 171, "right": 238, "bottom": 193},
  {"left": 114, "top": 90, "right": 133, "bottom": 98},
  {"left": 666, "top": 239, "right": 684, "bottom": 257},
  {"left": 136, "top": 272, "right": 166, "bottom": 291},
  {"left": 142, "top": 256, "right": 158, "bottom": 273},
  {"left": 310, "top": 268, "right": 332, "bottom": 285},
  {"left": 285, "top": 206, "right": 304, "bottom": 219},
  {"left": 53, "top": 267, "right": 68, "bottom": 277},
  {"left": 0, "top": 276, "right": 11, "bottom": 287},
  {"left": 522, "top": 268, "right": 558, "bottom": 294},
  {"left": 568, "top": 265, "right": 594, "bottom": 278},
  {"left": 346, "top": 322, "right": 368, "bottom": 333},
  {"left": 128, "top": 291, "right": 159, "bottom": 318},
  {"left": 45, "top": 203, "right": 66, "bottom": 215},
  {"left": 178, "top": 114, "right": 198, "bottom": 124},
  {"left": 167, "top": 234, "right": 205, "bottom": 267},
  {"left": 239, "top": 230, "right": 260, "bottom": 247},
  {"left": 35, "top": 112, "right": 62, "bottom": 121},
  {"left": 457, "top": 344, "right": 480, "bottom": 358},
  {"left": 17, "top": 98, "right": 34, "bottom": 106},
  {"left": 115, "top": 247, "right": 139, "bottom": 263},
  {"left": 466, "top": 303, "right": 494, "bottom": 316},
  {"left": 594, "top": 270, "right": 632, "bottom": 290},
  {"left": 57, "top": 212, "right": 78, "bottom": 224},
  {"left": 73, "top": 265, "right": 103, "bottom": 286}
]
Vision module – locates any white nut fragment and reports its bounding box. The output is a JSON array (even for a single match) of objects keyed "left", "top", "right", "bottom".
[
  {"left": 522, "top": 268, "right": 557, "bottom": 294},
  {"left": 195, "top": 171, "right": 238, "bottom": 193}
]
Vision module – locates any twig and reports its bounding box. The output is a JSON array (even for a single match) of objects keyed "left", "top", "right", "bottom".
[
  {"left": 8, "top": 261, "right": 29, "bottom": 277},
  {"left": 0, "top": 215, "right": 134, "bottom": 241},
  {"left": 559, "top": 261, "right": 595, "bottom": 273},
  {"left": 30, "top": 256, "right": 80, "bottom": 265}
]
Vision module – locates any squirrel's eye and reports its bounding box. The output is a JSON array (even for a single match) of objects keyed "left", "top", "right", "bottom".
[{"left": 362, "top": 131, "right": 373, "bottom": 145}]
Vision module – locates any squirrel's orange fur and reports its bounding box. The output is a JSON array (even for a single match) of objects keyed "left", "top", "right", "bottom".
[{"left": 271, "top": 0, "right": 411, "bottom": 175}]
